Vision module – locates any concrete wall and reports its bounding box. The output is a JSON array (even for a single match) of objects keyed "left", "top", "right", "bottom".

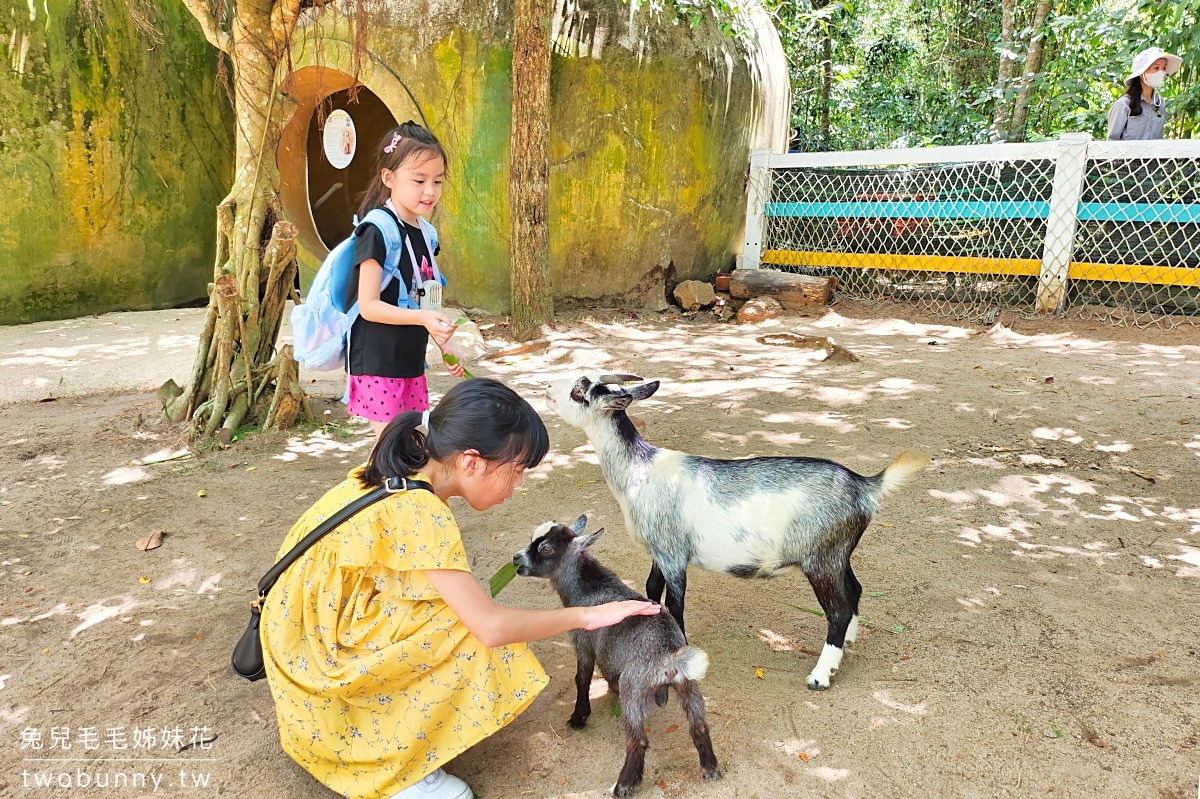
[
  {"left": 284, "top": 0, "right": 789, "bottom": 312},
  {"left": 0, "top": 0, "right": 233, "bottom": 325}
]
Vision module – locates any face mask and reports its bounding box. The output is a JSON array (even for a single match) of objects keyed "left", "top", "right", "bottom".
[{"left": 1143, "top": 71, "right": 1166, "bottom": 89}]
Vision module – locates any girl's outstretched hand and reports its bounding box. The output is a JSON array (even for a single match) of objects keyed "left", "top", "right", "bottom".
[
  {"left": 581, "top": 600, "right": 661, "bottom": 631},
  {"left": 422, "top": 311, "right": 458, "bottom": 347},
  {"left": 440, "top": 347, "right": 466, "bottom": 378}
]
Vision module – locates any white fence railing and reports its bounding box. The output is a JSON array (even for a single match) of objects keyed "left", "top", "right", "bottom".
[{"left": 742, "top": 134, "right": 1200, "bottom": 326}]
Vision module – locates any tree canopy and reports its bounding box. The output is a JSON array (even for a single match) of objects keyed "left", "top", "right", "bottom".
[{"left": 768, "top": 0, "right": 1200, "bottom": 150}]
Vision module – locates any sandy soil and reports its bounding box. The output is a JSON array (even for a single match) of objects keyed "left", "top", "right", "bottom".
[{"left": 1, "top": 302, "right": 1198, "bottom": 799}]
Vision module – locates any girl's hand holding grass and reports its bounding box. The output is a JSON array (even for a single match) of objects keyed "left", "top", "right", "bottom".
[
  {"left": 422, "top": 310, "right": 457, "bottom": 347},
  {"left": 441, "top": 318, "right": 474, "bottom": 379}
]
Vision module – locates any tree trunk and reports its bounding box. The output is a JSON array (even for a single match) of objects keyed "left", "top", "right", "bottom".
[
  {"left": 509, "top": 0, "right": 554, "bottom": 341},
  {"left": 820, "top": 20, "right": 832, "bottom": 150},
  {"left": 991, "top": 0, "right": 1017, "bottom": 140},
  {"left": 1007, "top": 0, "right": 1051, "bottom": 143},
  {"left": 166, "top": 0, "right": 309, "bottom": 440}
]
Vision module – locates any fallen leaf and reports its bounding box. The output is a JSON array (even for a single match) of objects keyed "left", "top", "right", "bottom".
[
  {"left": 42, "top": 648, "right": 49, "bottom": 654},
  {"left": 878, "top": 522, "right": 895, "bottom": 528},
  {"left": 136, "top": 530, "right": 164, "bottom": 552},
  {"left": 246, "top": 466, "right": 256, "bottom": 472},
  {"left": 798, "top": 752, "right": 810, "bottom": 762},
  {"left": 755, "top": 668, "right": 765, "bottom": 679},
  {"left": 197, "top": 489, "right": 208, "bottom": 498},
  {"left": 665, "top": 724, "right": 679, "bottom": 734},
  {"left": 657, "top": 780, "right": 668, "bottom": 790},
  {"left": 556, "top": 777, "right": 566, "bottom": 786},
  {"left": 139, "top": 576, "right": 151, "bottom": 584}
]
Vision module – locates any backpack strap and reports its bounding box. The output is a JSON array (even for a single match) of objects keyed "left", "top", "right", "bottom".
[{"left": 361, "top": 208, "right": 410, "bottom": 301}]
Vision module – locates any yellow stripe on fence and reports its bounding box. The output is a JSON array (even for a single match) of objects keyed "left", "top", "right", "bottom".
[
  {"left": 761, "top": 250, "right": 1041, "bottom": 276},
  {"left": 762, "top": 250, "right": 1200, "bottom": 288},
  {"left": 1067, "top": 262, "right": 1200, "bottom": 287}
]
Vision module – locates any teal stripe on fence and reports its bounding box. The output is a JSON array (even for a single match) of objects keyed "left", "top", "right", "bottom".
[
  {"left": 766, "top": 200, "right": 1200, "bottom": 223},
  {"left": 764, "top": 201, "right": 1049, "bottom": 219},
  {"left": 1076, "top": 202, "right": 1200, "bottom": 223}
]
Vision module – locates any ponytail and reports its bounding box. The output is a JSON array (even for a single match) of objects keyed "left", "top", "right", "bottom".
[
  {"left": 1125, "top": 76, "right": 1144, "bottom": 117},
  {"left": 359, "top": 379, "right": 549, "bottom": 489},
  {"left": 361, "top": 411, "right": 430, "bottom": 487}
]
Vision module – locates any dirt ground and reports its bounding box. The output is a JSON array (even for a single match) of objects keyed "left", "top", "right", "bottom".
[{"left": 1, "top": 301, "right": 1198, "bottom": 799}]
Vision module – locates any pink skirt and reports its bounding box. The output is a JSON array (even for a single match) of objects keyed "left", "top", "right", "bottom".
[{"left": 346, "top": 375, "right": 429, "bottom": 423}]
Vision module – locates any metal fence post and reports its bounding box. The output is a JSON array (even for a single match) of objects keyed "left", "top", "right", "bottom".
[
  {"left": 1036, "top": 132, "right": 1091, "bottom": 313},
  {"left": 739, "top": 149, "right": 771, "bottom": 270}
]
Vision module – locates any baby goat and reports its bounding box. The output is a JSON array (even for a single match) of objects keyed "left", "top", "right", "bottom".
[
  {"left": 545, "top": 373, "right": 929, "bottom": 690},
  {"left": 514, "top": 515, "right": 720, "bottom": 797}
]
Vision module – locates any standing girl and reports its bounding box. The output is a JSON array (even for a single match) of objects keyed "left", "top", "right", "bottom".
[
  {"left": 261, "top": 379, "right": 659, "bottom": 799},
  {"left": 1107, "top": 47, "right": 1182, "bottom": 141},
  {"left": 348, "top": 121, "right": 464, "bottom": 439}
]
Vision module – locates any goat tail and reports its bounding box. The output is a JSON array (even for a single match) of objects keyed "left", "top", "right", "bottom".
[
  {"left": 658, "top": 646, "right": 709, "bottom": 686},
  {"left": 874, "top": 450, "right": 931, "bottom": 498}
]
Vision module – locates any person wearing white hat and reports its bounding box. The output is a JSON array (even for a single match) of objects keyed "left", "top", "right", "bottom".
[{"left": 1107, "top": 47, "right": 1183, "bottom": 141}]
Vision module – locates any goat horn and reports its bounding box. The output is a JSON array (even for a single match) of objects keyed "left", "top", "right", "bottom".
[{"left": 597, "top": 373, "right": 643, "bottom": 385}]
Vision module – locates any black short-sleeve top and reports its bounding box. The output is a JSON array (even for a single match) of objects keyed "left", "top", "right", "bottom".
[{"left": 345, "top": 208, "right": 440, "bottom": 379}]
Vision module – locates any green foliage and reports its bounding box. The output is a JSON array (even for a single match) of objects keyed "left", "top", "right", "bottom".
[{"left": 769, "top": 0, "right": 1199, "bottom": 149}]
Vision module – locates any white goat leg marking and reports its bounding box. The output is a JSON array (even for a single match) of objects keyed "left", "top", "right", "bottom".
[
  {"left": 845, "top": 615, "right": 859, "bottom": 644},
  {"left": 806, "top": 644, "right": 844, "bottom": 690}
]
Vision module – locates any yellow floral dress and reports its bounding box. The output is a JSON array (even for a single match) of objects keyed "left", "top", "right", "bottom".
[{"left": 261, "top": 467, "right": 548, "bottom": 799}]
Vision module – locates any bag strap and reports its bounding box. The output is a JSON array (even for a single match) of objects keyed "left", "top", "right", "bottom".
[
  {"left": 362, "top": 208, "right": 408, "bottom": 292},
  {"left": 253, "top": 477, "right": 434, "bottom": 607}
]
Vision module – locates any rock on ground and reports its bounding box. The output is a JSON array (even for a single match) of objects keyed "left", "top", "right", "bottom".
[{"left": 673, "top": 280, "right": 717, "bottom": 311}]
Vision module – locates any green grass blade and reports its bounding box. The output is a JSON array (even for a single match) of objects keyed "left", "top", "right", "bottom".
[
  {"left": 489, "top": 561, "right": 518, "bottom": 598},
  {"left": 782, "top": 601, "right": 825, "bottom": 618}
]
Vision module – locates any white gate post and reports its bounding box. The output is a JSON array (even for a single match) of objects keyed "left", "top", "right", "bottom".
[
  {"left": 739, "top": 149, "right": 771, "bottom": 270},
  {"left": 1036, "top": 132, "right": 1091, "bottom": 313}
]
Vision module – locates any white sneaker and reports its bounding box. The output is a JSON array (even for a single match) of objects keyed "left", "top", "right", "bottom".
[{"left": 389, "top": 769, "right": 474, "bottom": 799}]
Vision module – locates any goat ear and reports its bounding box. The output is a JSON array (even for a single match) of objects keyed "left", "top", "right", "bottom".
[
  {"left": 594, "top": 392, "right": 633, "bottom": 411},
  {"left": 575, "top": 528, "right": 605, "bottom": 549},
  {"left": 568, "top": 514, "right": 588, "bottom": 535},
  {"left": 627, "top": 381, "right": 659, "bottom": 401}
]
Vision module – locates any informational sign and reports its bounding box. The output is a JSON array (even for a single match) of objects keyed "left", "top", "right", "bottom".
[{"left": 322, "top": 109, "right": 356, "bottom": 170}]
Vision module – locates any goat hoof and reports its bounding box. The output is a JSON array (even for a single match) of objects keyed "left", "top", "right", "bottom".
[
  {"left": 805, "top": 676, "right": 830, "bottom": 691},
  {"left": 703, "top": 768, "right": 722, "bottom": 782},
  {"left": 612, "top": 782, "right": 637, "bottom": 798},
  {"left": 568, "top": 716, "right": 588, "bottom": 729}
]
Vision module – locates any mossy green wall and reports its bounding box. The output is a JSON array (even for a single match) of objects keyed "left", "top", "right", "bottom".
[
  {"left": 0, "top": 0, "right": 233, "bottom": 325},
  {"left": 290, "top": 0, "right": 780, "bottom": 312}
]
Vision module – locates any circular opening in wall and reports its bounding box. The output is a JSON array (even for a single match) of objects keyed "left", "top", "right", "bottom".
[
  {"left": 278, "top": 65, "right": 417, "bottom": 267},
  {"left": 306, "top": 87, "right": 397, "bottom": 249}
]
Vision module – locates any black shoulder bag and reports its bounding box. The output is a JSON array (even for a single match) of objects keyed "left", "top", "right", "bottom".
[{"left": 231, "top": 477, "right": 434, "bottom": 681}]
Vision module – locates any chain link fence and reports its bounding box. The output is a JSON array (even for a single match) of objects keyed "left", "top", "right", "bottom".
[{"left": 741, "top": 137, "right": 1200, "bottom": 327}]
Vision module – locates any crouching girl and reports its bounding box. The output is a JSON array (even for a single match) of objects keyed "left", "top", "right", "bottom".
[{"left": 261, "top": 378, "right": 659, "bottom": 799}]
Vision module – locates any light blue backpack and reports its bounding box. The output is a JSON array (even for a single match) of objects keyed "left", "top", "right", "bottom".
[{"left": 291, "top": 209, "right": 442, "bottom": 371}]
